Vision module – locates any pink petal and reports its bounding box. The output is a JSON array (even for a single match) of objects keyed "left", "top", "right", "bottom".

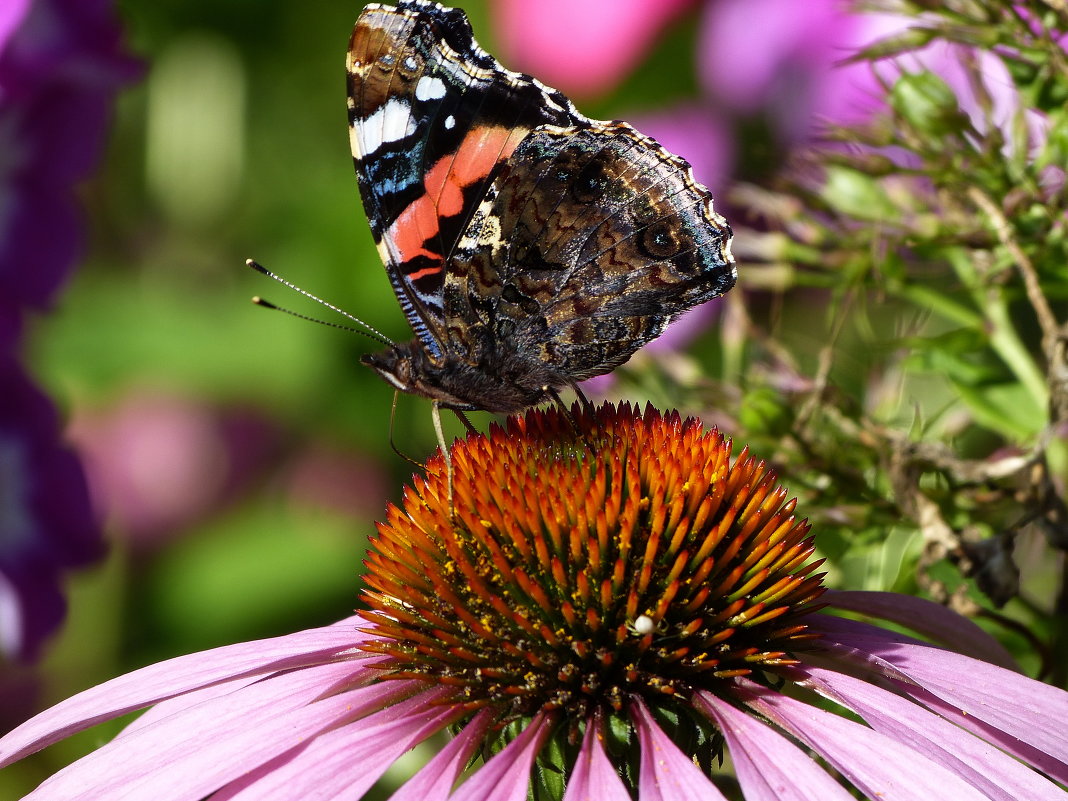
[
  {"left": 23, "top": 667, "right": 418, "bottom": 801},
  {"left": 738, "top": 680, "right": 1002, "bottom": 801},
  {"left": 492, "top": 0, "right": 693, "bottom": 98},
  {"left": 812, "top": 614, "right": 1068, "bottom": 782},
  {"left": 210, "top": 688, "right": 459, "bottom": 800},
  {"left": 389, "top": 710, "right": 494, "bottom": 801},
  {"left": 0, "top": 615, "right": 371, "bottom": 766},
  {"left": 562, "top": 721, "right": 630, "bottom": 801},
  {"left": 799, "top": 665, "right": 1068, "bottom": 801},
  {"left": 694, "top": 692, "right": 854, "bottom": 801},
  {"left": 632, "top": 699, "right": 728, "bottom": 801},
  {"left": 449, "top": 712, "right": 553, "bottom": 801},
  {"left": 113, "top": 674, "right": 260, "bottom": 740},
  {"left": 823, "top": 590, "right": 1018, "bottom": 669}
]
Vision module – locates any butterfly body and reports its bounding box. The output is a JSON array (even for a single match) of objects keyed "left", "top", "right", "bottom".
[{"left": 350, "top": 1, "right": 735, "bottom": 413}]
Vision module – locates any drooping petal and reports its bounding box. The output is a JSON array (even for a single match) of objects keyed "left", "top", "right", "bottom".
[
  {"left": 448, "top": 712, "right": 554, "bottom": 801},
  {"left": 562, "top": 720, "right": 631, "bottom": 801},
  {"left": 210, "top": 688, "right": 459, "bottom": 801},
  {"left": 389, "top": 710, "right": 493, "bottom": 801},
  {"left": 22, "top": 667, "right": 419, "bottom": 801},
  {"left": 112, "top": 674, "right": 260, "bottom": 740},
  {"left": 823, "top": 590, "right": 1017, "bottom": 669},
  {"left": 797, "top": 665, "right": 1068, "bottom": 801},
  {"left": 736, "top": 679, "right": 991, "bottom": 801},
  {"left": 632, "top": 699, "right": 729, "bottom": 801},
  {"left": 693, "top": 692, "right": 854, "bottom": 801},
  {"left": 811, "top": 614, "right": 1068, "bottom": 782},
  {"left": 0, "top": 615, "right": 371, "bottom": 765}
]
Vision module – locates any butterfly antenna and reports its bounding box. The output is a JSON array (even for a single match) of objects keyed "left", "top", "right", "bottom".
[
  {"left": 250, "top": 296, "right": 393, "bottom": 344},
  {"left": 247, "top": 259, "right": 394, "bottom": 347}
]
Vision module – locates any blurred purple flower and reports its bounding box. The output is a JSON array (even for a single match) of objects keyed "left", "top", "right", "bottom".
[
  {"left": 0, "top": 0, "right": 137, "bottom": 662},
  {"left": 2, "top": 404, "right": 1067, "bottom": 799},
  {"left": 0, "top": 0, "right": 139, "bottom": 318},
  {"left": 491, "top": 0, "right": 695, "bottom": 99},
  {"left": 0, "top": 356, "right": 102, "bottom": 662}
]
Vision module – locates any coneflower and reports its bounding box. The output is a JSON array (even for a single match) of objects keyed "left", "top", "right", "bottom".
[{"left": 3, "top": 403, "right": 1065, "bottom": 800}]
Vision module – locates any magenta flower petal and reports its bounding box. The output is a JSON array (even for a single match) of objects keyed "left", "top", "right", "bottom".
[
  {"left": 449, "top": 712, "right": 553, "bottom": 801},
  {"left": 737, "top": 680, "right": 991, "bottom": 801},
  {"left": 824, "top": 590, "right": 1017, "bottom": 669},
  {"left": 208, "top": 689, "right": 459, "bottom": 801},
  {"left": 812, "top": 615, "right": 1068, "bottom": 780},
  {"left": 0, "top": 615, "right": 370, "bottom": 764},
  {"left": 389, "top": 710, "right": 494, "bottom": 801},
  {"left": 492, "top": 0, "right": 693, "bottom": 98},
  {"left": 562, "top": 722, "right": 631, "bottom": 801},
  {"left": 111, "top": 674, "right": 261, "bottom": 741},
  {"left": 632, "top": 700, "right": 729, "bottom": 801},
  {"left": 799, "top": 665, "right": 1068, "bottom": 801},
  {"left": 694, "top": 692, "right": 855, "bottom": 801},
  {"left": 24, "top": 669, "right": 419, "bottom": 801},
  {"left": 698, "top": 0, "right": 887, "bottom": 138},
  {"left": 902, "top": 683, "right": 1068, "bottom": 787}
]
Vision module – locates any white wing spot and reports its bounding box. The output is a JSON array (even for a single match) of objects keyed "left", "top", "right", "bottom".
[
  {"left": 403, "top": 55, "right": 418, "bottom": 71},
  {"left": 444, "top": 114, "right": 456, "bottom": 129},
  {"left": 355, "top": 98, "right": 416, "bottom": 156},
  {"left": 415, "top": 76, "right": 447, "bottom": 101}
]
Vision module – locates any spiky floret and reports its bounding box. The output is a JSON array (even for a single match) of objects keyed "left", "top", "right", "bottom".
[{"left": 361, "top": 403, "right": 825, "bottom": 727}]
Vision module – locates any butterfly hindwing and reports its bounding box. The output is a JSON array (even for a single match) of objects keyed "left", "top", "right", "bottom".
[{"left": 444, "top": 121, "right": 735, "bottom": 382}]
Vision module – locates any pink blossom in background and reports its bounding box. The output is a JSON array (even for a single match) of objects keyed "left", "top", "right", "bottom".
[
  {"left": 68, "top": 389, "right": 388, "bottom": 547},
  {"left": 68, "top": 392, "right": 235, "bottom": 546},
  {"left": 699, "top": 0, "right": 1056, "bottom": 151},
  {"left": 491, "top": 0, "right": 695, "bottom": 98}
]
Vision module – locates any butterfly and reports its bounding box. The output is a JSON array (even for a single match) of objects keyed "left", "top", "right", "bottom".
[{"left": 348, "top": 0, "right": 735, "bottom": 414}]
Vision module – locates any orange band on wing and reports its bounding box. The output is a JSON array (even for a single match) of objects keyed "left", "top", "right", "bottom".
[{"left": 388, "top": 124, "right": 525, "bottom": 270}]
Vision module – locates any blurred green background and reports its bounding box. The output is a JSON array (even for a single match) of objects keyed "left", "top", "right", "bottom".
[
  {"left": 8, "top": 0, "right": 1065, "bottom": 795},
  {"left": 4, "top": 0, "right": 715, "bottom": 793}
]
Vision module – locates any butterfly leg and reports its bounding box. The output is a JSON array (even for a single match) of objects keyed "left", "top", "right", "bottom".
[
  {"left": 451, "top": 409, "right": 478, "bottom": 434},
  {"left": 431, "top": 400, "right": 455, "bottom": 513},
  {"left": 546, "top": 386, "right": 596, "bottom": 448},
  {"left": 571, "top": 382, "right": 595, "bottom": 414},
  {"left": 388, "top": 390, "right": 422, "bottom": 469}
]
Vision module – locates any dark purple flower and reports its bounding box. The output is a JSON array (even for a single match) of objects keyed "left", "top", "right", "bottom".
[
  {"left": 2, "top": 404, "right": 1065, "bottom": 799},
  {"left": 0, "top": 0, "right": 139, "bottom": 315},
  {"left": 0, "top": 356, "right": 102, "bottom": 662}
]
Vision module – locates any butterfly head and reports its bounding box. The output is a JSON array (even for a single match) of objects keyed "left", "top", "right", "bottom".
[
  {"left": 362, "top": 342, "right": 476, "bottom": 411},
  {"left": 362, "top": 341, "right": 553, "bottom": 414}
]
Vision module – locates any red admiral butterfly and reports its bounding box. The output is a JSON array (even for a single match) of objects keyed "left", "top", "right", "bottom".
[{"left": 350, "top": 0, "right": 735, "bottom": 414}]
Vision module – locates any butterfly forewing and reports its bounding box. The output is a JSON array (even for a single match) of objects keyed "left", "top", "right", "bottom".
[{"left": 348, "top": 0, "right": 586, "bottom": 354}]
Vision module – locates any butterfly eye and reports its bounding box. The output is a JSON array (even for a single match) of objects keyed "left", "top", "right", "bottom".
[{"left": 639, "top": 220, "right": 680, "bottom": 259}]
